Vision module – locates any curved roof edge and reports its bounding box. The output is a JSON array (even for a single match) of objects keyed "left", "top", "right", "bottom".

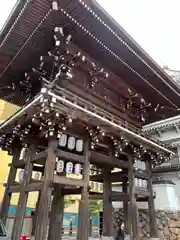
[
  {"left": 91, "top": 0, "right": 180, "bottom": 93},
  {"left": 0, "top": 0, "right": 180, "bottom": 115},
  {"left": 143, "top": 114, "right": 180, "bottom": 132}
]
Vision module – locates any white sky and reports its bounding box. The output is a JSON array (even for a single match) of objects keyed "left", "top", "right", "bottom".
[
  {"left": 0, "top": 0, "right": 18, "bottom": 32},
  {"left": 0, "top": 1, "right": 179, "bottom": 70},
  {"left": 97, "top": 0, "right": 180, "bottom": 70}
]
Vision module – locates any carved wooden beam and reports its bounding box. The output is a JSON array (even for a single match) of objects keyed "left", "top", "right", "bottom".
[
  {"left": 91, "top": 152, "right": 128, "bottom": 169},
  {"left": 90, "top": 170, "right": 148, "bottom": 182},
  {"left": 8, "top": 163, "right": 44, "bottom": 173},
  {"left": 8, "top": 184, "right": 21, "bottom": 193},
  {"left": 31, "top": 149, "right": 128, "bottom": 169},
  {"left": 25, "top": 181, "right": 43, "bottom": 192},
  {"left": 56, "top": 150, "right": 84, "bottom": 164},
  {"left": 7, "top": 181, "right": 43, "bottom": 193},
  {"left": 90, "top": 171, "right": 127, "bottom": 182},
  {"left": 61, "top": 187, "right": 83, "bottom": 196},
  {"left": 89, "top": 193, "right": 151, "bottom": 202},
  {"left": 53, "top": 175, "right": 84, "bottom": 187}
]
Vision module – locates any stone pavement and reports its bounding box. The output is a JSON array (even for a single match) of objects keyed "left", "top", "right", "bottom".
[{"left": 62, "top": 237, "right": 114, "bottom": 240}]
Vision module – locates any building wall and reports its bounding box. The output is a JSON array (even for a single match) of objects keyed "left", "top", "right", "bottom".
[
  {"left": 153, "top": 183, "right": 180, "bottom": 210},
  {"left": 144, "top": 120, "right": 180, "bottom": 210},
  {"left": 159, "top": 174, "right": 180, "bottom": 203},
  {"left": 0, "top": 100, "right": 39, "bottom": 209},
  {"left": 112, "top": 182, "right": 180, "bottom": 211},
  {"left": 0, "top": 100, "right": 20, "bottom": 207}
]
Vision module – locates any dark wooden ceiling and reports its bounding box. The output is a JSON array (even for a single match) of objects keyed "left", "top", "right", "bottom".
[{"left": 0, "top": 0, "right": 179, "bottom": 121}]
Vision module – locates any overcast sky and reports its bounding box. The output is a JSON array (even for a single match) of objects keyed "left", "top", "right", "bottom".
[
  {"left": 0, "top": 1, "right": 180, "bottom": 70},
  {"left": 0, "top": 0, "right": 17, "bottom": 32},
  {"left": 97, "top": 0, "right": 180, "bottom": 70}
]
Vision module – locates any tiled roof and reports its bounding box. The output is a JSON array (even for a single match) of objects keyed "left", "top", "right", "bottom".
[{"left": 0, "top": 0, "right": 179, "bottom": 115}]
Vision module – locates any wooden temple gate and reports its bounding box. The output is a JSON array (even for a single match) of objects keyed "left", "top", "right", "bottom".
[
  {"left": 0, "top": 101, "right": 167, "bottom": 240},
  {"left": 0, "top": 0, "right": 178, "bottom": 240}
]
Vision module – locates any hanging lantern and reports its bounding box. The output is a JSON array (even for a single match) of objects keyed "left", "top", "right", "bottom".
[
  {"left": 135, "top": 178, "right": 138, "bottom": 187},
  {"left": 139, "top": 179, "right": 143, "bottom": 188},
  {"left": 143, "top": 180, "right": 147, "bottom": 188},
  {"left": 66, "top": 162, "right": 73, "bottom": 174},
  {"left": 140, "top": 161, "right": 143, "bottom": 170},
  {"left": 56, "top": 160, "right": 64, "bottom": 173},
  {"left": 76, "top": 139, "right": 84, "bottom": 152},
  {"left": 90, "top": 168, "right": 95, "bottom": 175},
  {"left": 74, "top": 163, "right": 82, "bottom": 175},
  {"left": 136, "top": 160, "right": 140, "bottom": 170},
  {"left": 34, "top": 173, "right": 40, "bottom": 180},
  {"left": 89, "top": 181, "right": 94, "bottom": 191},
  {"left": 135, "top": 160, "right": 146, "bottom": 171},
  {"left": 95, "top": 182, "right": 99, "bottom": 192},
  {"left": 99, "top": 183, "right": 103, "bottom": 192},
  {"left": 67, "top": 136, "right": 76, "bottom": 150},
  {"left": 142, "top": 161, "right": 146, "bottom": 171},
  {"left": 59, "top": 134, "right": 67, "bottom": 147},
  {"left": 19, "top": 170, "right": 24, "bottom": 183}
]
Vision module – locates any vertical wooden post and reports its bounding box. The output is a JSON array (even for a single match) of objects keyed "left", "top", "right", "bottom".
[
  {"left": 48, "top": 186, "right": 64, "bottom": 240},
  {"left": 122, "top": 176, "right": 129, "bottom": 234},
  {"left": 77, "top": 140, "right": 91, "bottom": 240},
  {"left": 12, "top": 144, "right": 36, "bottom": 240},
  {"left": 147, "top": 158, "right": 158, "bottom": 238},
  {"left": 103, "top": 167, "right": 113, "bottom": 236},
  {"left": 77, "top": 200, "right": 83, "bottom": 240},
  {"left": 34, "top": 138, "right": 57, "bottom": 240},
  {"left": 31, "top": 192, "right": 41, "bottom": 236},
  {"left": 0, "top": 143, "right": 21, "bottom": 224},
  {"left": 128, "top": 155, "right": 140, "bottom": 240}
]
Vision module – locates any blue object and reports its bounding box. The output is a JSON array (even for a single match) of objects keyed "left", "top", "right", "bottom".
[{"left": 8, "top": 205, "right": 99, "bottom": 226}]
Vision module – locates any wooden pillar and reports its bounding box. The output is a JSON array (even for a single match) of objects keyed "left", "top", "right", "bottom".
[
  {"left": 31, "top": 192, "right": 41, "bottom": 236},
  {"left": 77, "top": 200, "right": 83, "bottom": 240},
  {"left": 122, "top": 176, "right": 129, "bottom": 234},
  {"left": 103, "top": 168, "right": 113, "bottom": 236},
  {"left": 128, "top": 155, "right": 140, "bottom": 240},
  {"left": 12, "top": 144, "right": 36, "bottom": 240},
  {"left": 34, "top": 138, "right": 57, "bottom": 240},
  {"left": 147, "top": 158, "right": 158, "bottom": 238},
  {"left": 0, "top": 143, "right": 21, "bottom": 224},
  {"left": 48, "top": 186, "right": 64, "bottom": 240},
  {"left": 77, "top": 140, "right": 91, "bottom": 240}
]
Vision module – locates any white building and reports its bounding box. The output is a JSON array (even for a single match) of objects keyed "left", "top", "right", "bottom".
[{"left": 143, "top": 113, "right": 180, "bottom": 210}]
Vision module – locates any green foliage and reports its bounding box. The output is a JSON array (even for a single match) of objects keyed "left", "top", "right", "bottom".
[
  {"left": 63, "top": 198, "right": 103, "bottom": 217},
  {"left": 64, "top": 196, "right": 77, "bottom": 208},
  {"left": 89, "top": 200, "right": 103, "bottom": 216}
]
